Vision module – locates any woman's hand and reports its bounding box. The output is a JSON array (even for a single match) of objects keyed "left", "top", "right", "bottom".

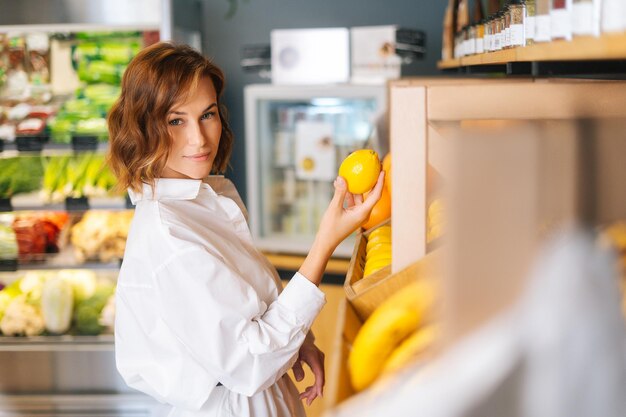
[
  {"left": 316, "top": 171, "right": 386, "bottom": 252},
  {"left": 292, "top": 340, "right": 326, "bottom": 406},
  {"left": 298, "top": 170, "right": 385, "bottom": 286}
]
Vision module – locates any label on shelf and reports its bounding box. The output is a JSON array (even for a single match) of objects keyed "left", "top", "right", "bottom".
[
  {"left": 0, "top": 198, "right": 12, "bottom": 212},
  {"left": 551, "top": 9, "right": 573, "bottom": 41},
  {"left": 485, "top": 33, "right": 492, "bottom": 52},
  {"left": 0, "top": 259, "right": 18, "bottom": 272},
  {"left": 16, "top": 136, "right": 47, "bottom": 152},
  {"left": 505, "top": 27, "right": 511, "bottom": 49},
  {"left": 535, "top": 14, "right": 551, "bottom": 42},
  {"left": 71, "top": 136, "right": 99, "bottom": 152},
  {"left": 510, "top": 24, "right": 525, "bottom": 46},
  {"left": 65, "top": 197, "right": 90, "bottom": 212},
  {"left": 525, "top": 16, "right": 536, "bottom": 41},
  {"left": 494, "top": 31, "right": 502, "bottom": 51}
]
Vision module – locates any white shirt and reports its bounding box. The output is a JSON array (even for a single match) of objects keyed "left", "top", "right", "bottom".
[{"left": 115, "top": 178, "right": 326, "bottom": 417}]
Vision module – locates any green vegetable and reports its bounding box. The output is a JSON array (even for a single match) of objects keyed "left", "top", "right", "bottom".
[
  {"left": 0, "top": 157, "right": 44, "bottom": 199},
  {"left": 73, "top": 283, "right": 113, "bottom": 336}
]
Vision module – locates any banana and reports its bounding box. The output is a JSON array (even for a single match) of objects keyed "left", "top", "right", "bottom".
[
  {"left": 381, "top": 324, "right": 438, "bottom": 375},
  {"left": 348, "top": 280, "right": 436, "bottom": 391},
  {"left": 366, "top": 235, "right": 392, "bottom": 252}
]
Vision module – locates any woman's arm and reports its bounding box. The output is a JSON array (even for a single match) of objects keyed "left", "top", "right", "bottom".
[{"left": 299, "top": 172, "right": 385, "bottom": 286}]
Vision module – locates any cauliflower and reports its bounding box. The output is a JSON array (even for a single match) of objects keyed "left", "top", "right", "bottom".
[{"left": 0, "top": 295, "right": 45, "bottom": 336}]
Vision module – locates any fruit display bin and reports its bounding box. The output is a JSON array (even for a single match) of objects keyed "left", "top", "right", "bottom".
[
  {"left": 343, "top": 221, "right": 392, "bottom": 314},
  {"left": 325, "top": 297, "right": 360, "bottom": 408},
  {"left": 344, "top": 228, "right": 440, "bottom": 321}
]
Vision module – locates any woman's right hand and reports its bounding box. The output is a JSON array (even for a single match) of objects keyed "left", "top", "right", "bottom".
[
  {"left": 299, "top": 171, "right": 385, "bottom": 286},
  {"left": 316, "top": 171, "right": 386, "bottom": 253}
]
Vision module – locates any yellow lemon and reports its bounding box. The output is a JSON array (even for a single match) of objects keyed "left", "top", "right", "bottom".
[{"left": 339, "top": 149, "right": 381, "bottom": 195}]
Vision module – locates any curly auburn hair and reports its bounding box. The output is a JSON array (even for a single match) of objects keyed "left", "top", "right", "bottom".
[{"left": 107, "top": 42, "right": 233, "bottom": 193}]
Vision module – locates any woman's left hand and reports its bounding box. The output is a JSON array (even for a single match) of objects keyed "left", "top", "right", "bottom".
[{"left": 292, "top": 340, "right": 325, "bottom": 406}]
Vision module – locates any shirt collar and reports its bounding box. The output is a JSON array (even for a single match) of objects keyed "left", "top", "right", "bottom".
[{"left": 128, "top": 178, "right": 214, "bottom": 204}]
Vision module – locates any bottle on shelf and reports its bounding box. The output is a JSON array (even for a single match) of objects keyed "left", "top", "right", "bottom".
[
  {"left": 510, "top": 0, "right": 527, "bottom": 47},
  {"left": 524, "top": 0, "right": 536, "bottom": 45},
  {"left": 535, "top": 0, "right": 552, "bottom": 42},
  {"left": 550, "top": 0, "right": 573, "bottom": 41},
  {"left": 572, "top": 0, "right": 600, "bottom": 37}
]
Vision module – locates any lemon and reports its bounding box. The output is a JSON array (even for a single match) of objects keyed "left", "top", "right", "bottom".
[{"left": 339, "top": 149, "right": 381, "bottom": 195}]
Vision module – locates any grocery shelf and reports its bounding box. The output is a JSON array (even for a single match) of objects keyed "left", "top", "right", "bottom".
[
  {"left": 438, "top": 33, "right": 626, "bottom": 74},
  {"left": 0, "top": 141, "right": 109, "bottom": 157},
  {"left": 9, "top": 193, "right": 128, "bottom": 212},
  {"left": 0, "top": 334, "right": 114, "bottom": 351}
]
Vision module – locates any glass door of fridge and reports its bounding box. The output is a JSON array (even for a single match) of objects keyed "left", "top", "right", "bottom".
[{"left": 245, "top": 85, "right": 385, "bottom": 258}]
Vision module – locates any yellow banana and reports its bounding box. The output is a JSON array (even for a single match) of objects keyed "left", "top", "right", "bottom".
[
  {"left": 381, "top": 324, "right": 438, "bottom": 375},
  {"left": 348, "top": 280, "right": 436, "bottom": 391},
  {"left": 366, "top": 235, "right": 392, "bottom": 252}
]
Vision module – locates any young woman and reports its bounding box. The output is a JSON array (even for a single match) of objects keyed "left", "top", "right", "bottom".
[{"left": 108, "top": 42, "right": 384, "bottom": 417}]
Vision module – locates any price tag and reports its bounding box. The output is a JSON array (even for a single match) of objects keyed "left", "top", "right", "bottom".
[
  {"left": 71, "top": 136, "right": 99, "bottom": 152},
  {"left": 16, "top": 136, "right": 47, "bottom": 152},
  {"left": 0, "top": 198, "right": 13, "bottom": 212},
  {"left": 0, "top": 259, "right": 18, "bottom": 272},
  {"left": 65, "top": 197, "right": 90, "bottom": 212}
]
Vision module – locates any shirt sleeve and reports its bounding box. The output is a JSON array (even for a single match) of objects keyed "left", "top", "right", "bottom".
[{"left": 151, "top": 245, "right": 326, "bottom": 397}]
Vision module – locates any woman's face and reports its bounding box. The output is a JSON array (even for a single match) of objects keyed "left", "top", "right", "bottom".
[{"left": 162, "top": 76, "right": 222, "bottom": 180}]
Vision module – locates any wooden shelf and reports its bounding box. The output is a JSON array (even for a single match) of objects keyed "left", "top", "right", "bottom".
[
  {"left": 438, "top": 32, "right": 626, "bottom": 69},
  {"left": 263, "top": 252, "right": 350, "bottom": 275}
]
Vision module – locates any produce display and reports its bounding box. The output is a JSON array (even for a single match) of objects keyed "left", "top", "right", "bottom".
[
  {"left": 0, "top": 270, "right": 115, "bottom": 336},
  {"left": 338, "top": 149, "right": 381, "bottom": 195},
  {"left": 363, "top": 225, "right": 392, "bottom": 278},
  {"left": 348, "top": 280, "right": 437, "bottom": 391},
  {"left": 70, "top": 210, "right": 133, "bottom": 263},
  {"left": 41, "top": 153, "right": 118, "bottom": 203},
  {"left": 0, "top": 221, "right": 18, "bottom": 260},
  {"left": 0, "top": 212, "right": 68, "bottom": 262},
  {"left": 0, "top": 157, "right": 44, "bottom": 199}
]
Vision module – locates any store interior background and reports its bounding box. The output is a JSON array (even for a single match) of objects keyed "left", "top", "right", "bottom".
[{"left": 183, "top": 0, "right": 446, "bottom": 204}]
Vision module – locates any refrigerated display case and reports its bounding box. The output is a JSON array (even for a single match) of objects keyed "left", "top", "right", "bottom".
[
  {"left": 0, "top": 1, "right": 173, "bottom": 414},
  {"left": 244, "top": 84, "right": 387, "bottom": 258}
]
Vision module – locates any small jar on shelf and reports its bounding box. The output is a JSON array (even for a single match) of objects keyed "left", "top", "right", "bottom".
[
  {"left": 504, "top": 3, "right": 512, "bottom": 49},
  {"left": 524, "top": 0, "right": 536, "bottom": 45},
  {"left": 572, "top": 0, "right": 600, "bottom": 37},
  {"left": 476, "top": 19, "right": 485, "bottom": 54},
  {"left": 550, "top": 0, "right": 573, "bottom": 41},
  {"left": 467, "top": 24, "right": 477, "bottom": 55},
  {"left": 601, "top": 0, "right": 625, "bottom": 33},
  {"left": 484, "top": 18, "right": 492, "bottom": 52},
  {"left": 510, "top": 0, "right": 526, "bottom": 47},
  {"left": 535, "top": 0, "right": 551, "bottom": 42},
  {"left": 498, "top": 12, "right": 506, "bottom": 50}
]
